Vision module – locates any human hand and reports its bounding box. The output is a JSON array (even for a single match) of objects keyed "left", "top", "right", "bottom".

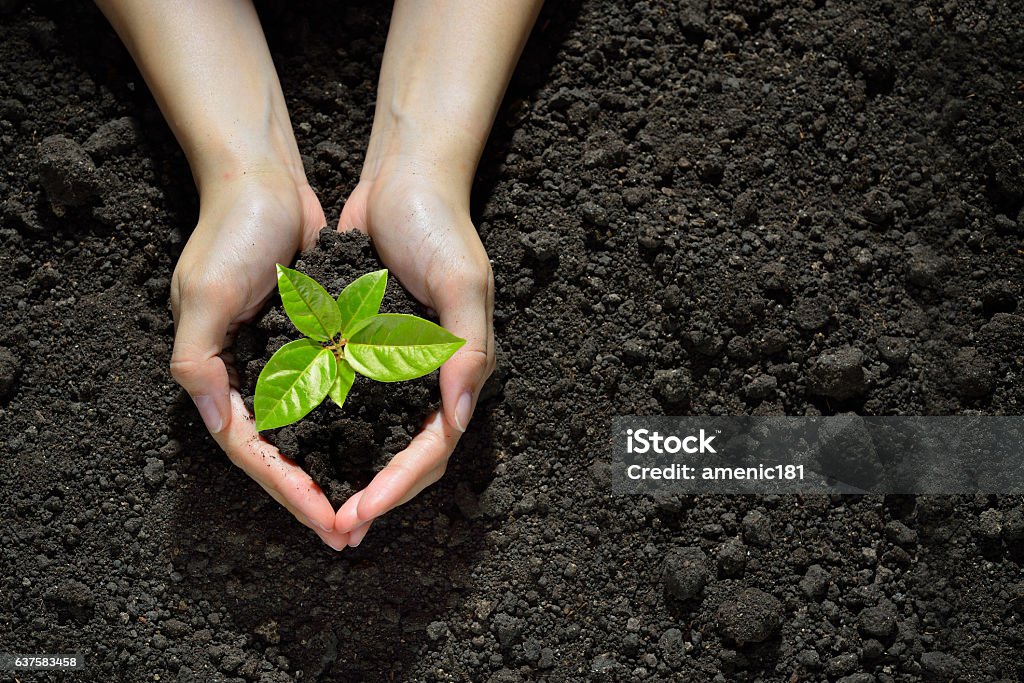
[
  {"left": 332, "top": 171, "right": 496, "bottom": 546},
  {"left": 95, "top": 0, "right": 358, "bottom": 549},
  {"left": 170, "top": 171, "right": 352, "bottom": 550}
]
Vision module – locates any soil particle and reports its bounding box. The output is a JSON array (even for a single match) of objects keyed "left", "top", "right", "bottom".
[
  {"left": 920, "top": 650, "right": 960, "bottom": 680},
  {"left": 743, "top": 374, "right": 776, "bottom": 402},
  {"left": 716, "top": 538, "right": 746, "bottom": 576},
  {"left": 837, "top": 674, "right": 875, "bottom": 683},
  {"left": 857, "top": 600, "right": 898, "bottom": 639},
  {"left": 36, "top": 134, "right": 102, "bottom": 212},
  {"left": 142, "top": 457, "right": 165, "bottom": 488},
  {"left": 162, "top": 618, "right": 189, "bottom": 638},
  {"left": 478, "top": 477, "right": 515, "bottom": 519},
  {"left": 986, "top": 139, "right": 1024, "bottom": 206},
  {"left": 756, "top": 329, "right": 788, "bottom": 356},
  {"left": 44, "top": 579, "right": 94, "bottom": 624},
  {"left": 796, "top": 649, "right": 821, "bottom": 670},
  {"left": 663, "top": 546, "right": 709, "bottom": 601},
  {"left": 950, "top": 347, "right": 995, "bottom": 399},
  {"left": 816, "top": 416, "right": 883, "bottom": 488},
  {"left": 807, "top": 346, "right": 867, "bottom": 400},
  {"left": 313, "top": 140, "right": 348, "bottom": 165},
  {"left": 657, "top": 627, "right": 686, "bottom": 667},
  {"left": 678, "top": 0, "right": 708, "bottom": 38},
  {"left": 905, "top": 246, "right": 947, "bottom": 289},
  {"left": 589, "top": 653, "right": 617, "bottom": 674},
  {"left": 426, "top": 621, "right": 448, "bottom": 641},
  {"left": 836, "top": 18, "right": 895, "bottom": 92},
  {"left": 824, "top": 652, "right": 859, "bottom": 677},
  {"left": 582, "top": 132, "right": 627, "bottom": 169},
  {"left": 876, "top": 335, "right": 911, "bottom": 364},
  {"left": 653, "top": 367, "right": 692, "bottom": 405},
  {"left": 793, "top": 294, "right": 833, "bottom": 331},
  {"left": 740, "top": 509, "right": 772, "bottom": 546},
  {"left": 580, "top": 201, "right": 610, "bottom": 227},
  {"left": 0, "top": 346, "right": 19, "bottom": 399},
  {"left": 83, "top": 116, "right": 140, "bottom": 160},
  {"left": 979, "top": 313, "right": 1024, "bottom": 355},
  {"left": 1003, "top": 507, "right": 1024, "bottom": 541},
  {"left": 799, "top": 564, "right": 830, "bottom": 600},
  {"left": 492, "top": 613, "right": 523, "bottom": 650},
  {"left": 980, "top": 280, "right": 1018, "bottom": 317},
  {"left": 0, "top": 96, "right": 27, "bottom": 122},
  {"left": 862, "top": 638, "right": 885, "bottom": 660},
  {"left": 884, "top": 520, "right": 918, "bottom": 546},
  {"left": 715, "top": 588, "right": 783, "bottom": 644},
  {"left": 977, "top": 508, "right": 1004, "bottom": 541},
  {"left": 732, "top": 190, "right": 758, "bottom": 226},
  {"left": 519, "top": 229, "right": 559, "bottom": 262},
  {"left": 861, "top": 189, "right": 895, "bottom": 226}
]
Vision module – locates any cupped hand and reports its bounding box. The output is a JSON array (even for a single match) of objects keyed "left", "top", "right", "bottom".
[
  {"left": 169, "top": 171, "right": 351, "bottom": 550},
  {"left": 333, "top": 172, "right": 496, "bottom": 546}
]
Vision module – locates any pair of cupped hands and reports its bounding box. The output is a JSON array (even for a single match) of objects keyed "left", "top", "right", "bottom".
[{"left": 169, "top": 160, "right": 495, "bottom": 550}]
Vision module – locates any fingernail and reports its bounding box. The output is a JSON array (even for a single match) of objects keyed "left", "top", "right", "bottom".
[
  {"left": 349, "top": 523, "right": 370, "bottom": 547},
  {"left": 193, "top": 395, "right": 224, "bottom": 433},
  {"left": 425, "top": 410, "right": 445, "bottom": 431},
  {"left": 314, "top": 519, "right": 333, "bottom": 533},
  {"left": 312, "top": 526, "right": 345, "bottom": 551},
  {"left": 454, "top": 391, "right": 473, "bottom": 433}
]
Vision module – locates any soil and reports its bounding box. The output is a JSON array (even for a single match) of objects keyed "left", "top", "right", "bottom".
[{"left": 1, "top": 1, "right": 1023, "bottom": 682}]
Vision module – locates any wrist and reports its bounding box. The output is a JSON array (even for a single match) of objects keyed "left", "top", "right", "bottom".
[
  {"left": 190, "top": 140, "right": 317, "bottom": 247},
  {"left": 190, "top": 146, "right": 307, "bottom": 200},
  {"left": 182, "top": 102, "right": 308, "bottom": 199},
  {"left": 360, "top": 101, "right": 485, "bottom": 199}
]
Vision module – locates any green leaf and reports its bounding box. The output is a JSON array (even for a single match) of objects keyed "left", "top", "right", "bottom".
[
  {"left": 337, "top": 269, "right": 388, "bottom": 337},
  {"left": 345, "top": 313, "right": 465, "bottom": 382},
  {"left": 276, "top": 264, "right": 342, "bottom": 341},
  {"left": 328, "top": 358, "right": 356, "bottom": 409},
  {"left": 254, "top": 339, "right": 337, "bottom": 430}
]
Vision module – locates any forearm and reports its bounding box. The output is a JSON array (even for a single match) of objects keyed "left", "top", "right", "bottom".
[
  {"left": 94, "top": 0, "right": 303, "bottom": 193},
  {"left": 364, "top": 0, "right": 543, "bottom": 193}
]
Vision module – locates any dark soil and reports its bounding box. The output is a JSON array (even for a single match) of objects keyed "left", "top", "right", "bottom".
[{"left": 2, "top": 1, "right": 1023, "bottom": 682}]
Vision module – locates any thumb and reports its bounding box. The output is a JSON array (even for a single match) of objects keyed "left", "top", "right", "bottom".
[
  {"left": 170, "top": 299, "right": 234, "bottom": 435},
  {"left": 337, "top": 182, "right": 370, "bottom": 234},
  {"left": 434, "top": 269, "right": 495, "bottom": 433}
]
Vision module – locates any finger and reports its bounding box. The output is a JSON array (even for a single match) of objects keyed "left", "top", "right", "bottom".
[
  {"left": 337, "top": 183, "right": 370, "bottom": 234},
  {"left": 213, "top": 391, "right": 343, "bottom": 540},
  {"left": 334, "top": 490, "right": 365, "bottom": 534},
  {"left": 434, "top": 268, "right": 495, "bottom": 433},
  {"left": 347, "top": 520, "right": 373, "bottom": 548},
  {"left": 170, "top": 296, "right": 234, "bottom": 435},
  {"left": 334, "top": 410, "right": 458, "bottom": 532},
  {"left": 315, "top": 527, "right": 351, "bottom": 551}
]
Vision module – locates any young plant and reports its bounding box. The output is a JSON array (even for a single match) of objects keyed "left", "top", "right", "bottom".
[{"left": 253, "top": 265, "right": 465, "bottom": 431}]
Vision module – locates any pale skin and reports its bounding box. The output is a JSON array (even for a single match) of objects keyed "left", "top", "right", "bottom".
[{"left": 95, "top": 0, "right": 542, "bottom": 549}]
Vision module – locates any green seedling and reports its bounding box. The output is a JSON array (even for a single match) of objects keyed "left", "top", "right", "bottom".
[{"left": 254, "top": 265, "right": 465, "bottom": 431}]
